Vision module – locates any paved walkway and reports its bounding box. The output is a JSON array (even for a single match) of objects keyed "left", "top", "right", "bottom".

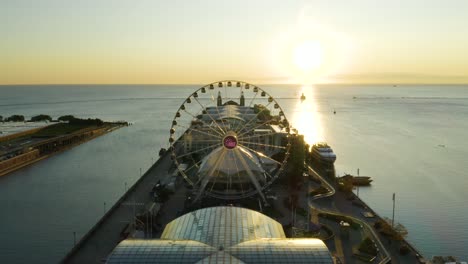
[
  {"left": 307, "top": 165, "right": 425, "bottom": 264},
  {"left": 334, "top": 236, "right": 346, "bottom": 262},
  {"left": 61, "top": 153, "right": 173, "bottom": 264}
]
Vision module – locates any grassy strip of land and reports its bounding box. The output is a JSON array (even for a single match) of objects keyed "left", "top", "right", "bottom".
[{"left": 32, "top": 123, "right": 95, "bottom": 137}]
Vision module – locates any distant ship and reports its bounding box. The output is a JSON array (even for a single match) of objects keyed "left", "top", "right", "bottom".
[{"left": 300, "top": 93, "right": 306, "bottom": 100}]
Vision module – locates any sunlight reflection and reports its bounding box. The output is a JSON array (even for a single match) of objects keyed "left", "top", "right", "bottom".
[{"left": 291, "top": 85, "right": 324, "bottom": 145}]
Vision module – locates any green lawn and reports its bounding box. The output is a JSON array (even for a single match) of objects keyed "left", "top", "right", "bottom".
[{"left": 32, "top": 123, "right": 95, "bottom": 137}]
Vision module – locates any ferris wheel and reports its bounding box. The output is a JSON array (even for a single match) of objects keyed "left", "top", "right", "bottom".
[{"left": 168, "top": 80, "right": 291, "bottom": 200}]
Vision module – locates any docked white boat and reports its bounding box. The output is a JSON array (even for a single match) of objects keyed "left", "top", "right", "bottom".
[{"left": 311, "top": 142, "right": 336, "bottom": 163}]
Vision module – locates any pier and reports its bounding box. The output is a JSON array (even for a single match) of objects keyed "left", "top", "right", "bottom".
[{"left": 0, "top": 122, "right": 126, "bottom": 177}]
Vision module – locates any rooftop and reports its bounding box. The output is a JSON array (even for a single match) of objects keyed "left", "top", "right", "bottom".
[{"left": 106, "top": 206, "right": 333, "bottom": 264}]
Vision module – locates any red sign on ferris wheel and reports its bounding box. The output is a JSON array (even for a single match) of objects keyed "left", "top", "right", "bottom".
[{"left": 223, "top": 135, "right": 237, "bottom": 149}]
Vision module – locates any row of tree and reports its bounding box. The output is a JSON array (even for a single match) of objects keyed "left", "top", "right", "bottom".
[
  {"left": 0, "top": 114, "right": 103, "bottom": 125},
  {"left": 1, "top": 115, "right": 27, "bottom": 122}
]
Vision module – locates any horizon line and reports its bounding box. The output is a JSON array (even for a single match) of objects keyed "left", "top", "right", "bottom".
[{"left": 1, "top": 82, "right": 468, "bottom": 86}]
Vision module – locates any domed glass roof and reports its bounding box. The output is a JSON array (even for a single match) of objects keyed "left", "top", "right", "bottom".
[
  {"left": 198, "top": 146, "right": 265, "bottom": 183},
  {"left": 195, "top": 145, "right": 268, "bottom": 199}
]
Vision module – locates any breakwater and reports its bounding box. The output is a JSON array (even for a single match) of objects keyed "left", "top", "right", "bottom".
[{"left": 0, "top": 123, "right": 126, "bottom": 177}]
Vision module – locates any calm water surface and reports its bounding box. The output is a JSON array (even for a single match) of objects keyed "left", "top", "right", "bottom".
[{"left": 0, "top": 84, "right": 467, "bottom": 263}]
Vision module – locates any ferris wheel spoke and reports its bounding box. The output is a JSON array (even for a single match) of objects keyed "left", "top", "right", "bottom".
[
  {"left": 193, "top": 97, "right": 226, "bottom": 135},
  {"left": 174, "top": 124, "right": 223, "bottom": 140},
  {"left": 238, "top": 131, "right": 282, "bottom": 141},
  {"left": 259, "top": 154, "right": 284, "bottom": 166},
  {"left": 238, "top": 141, "right": 286, "bottom": 150},
  {"left": 195, "top": 147, "right": 224, "bottom": 200},
  {"left": 184, "top": 158, "right": 204, "bottom": 176},
  {"left": 230, "top": 90, "right": 258, "bottom": 133},
  {"left": 224, "top": 82, "right": 227, "bottom": 100},
  {"left": 235, "top": 101, "right": 274, "bottom": 134},
  {"left": 208, "top": 149, "right": 227, "bottom": 192},
  {"left": 238, "top": 144, "right": 284, "bottom": 169},
  {"left": 193, "top": 146, "right": 224, "bottom": 189},
  {"left": 247, "top": 90, "right": 259, "bottom": 108},
  {"left": 207, "top": 88, "right": 226, "bottom": 127},
  {"left": 264, "top": 171, "right": 274, "bottom": 180},
  {"left": 234, "top": 149, "right": 266, "bottom": 200},
  {"left": 175, "top": 143, "right": 221, "bottom": 159},
  {"left": 237, "top": 144, "right": 285, "bottom": 165},
  {"left": 208, "top": 89, "right": 230, "bottom": 132},
  {"left": 228, "top": 84, "right": 245, "bottom": 131},
  {"left": 236, "top": 117, "right": 278, "bottom": 139},
  {"left": 182, "top": 109, "right": 224, "bottom": 137},
  {"left": 232, "top": 149, "right": 245, "bottom": 194}
]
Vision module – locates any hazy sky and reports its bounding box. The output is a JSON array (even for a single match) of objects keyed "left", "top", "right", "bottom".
[{"left": 1, "top": 0, "right": 468, "bottom": 84}]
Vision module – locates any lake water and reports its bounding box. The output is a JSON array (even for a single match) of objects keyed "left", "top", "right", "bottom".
[{"left": 0, "top": 84, "right": 467, "bottom": 263}]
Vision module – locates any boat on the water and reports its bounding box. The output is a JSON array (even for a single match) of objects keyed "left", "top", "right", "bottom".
[
  {"left": 383, "top": 217, "right": 408, "bottom": 236},
  {"left": 311, "top": 142, "right": 336, "bottom": 163},
  {"left": 340, "top": 174, "right": 373, "bottom": 186},
  {"left": 300, "top": 93, "right": 306, "bottom": 100}
]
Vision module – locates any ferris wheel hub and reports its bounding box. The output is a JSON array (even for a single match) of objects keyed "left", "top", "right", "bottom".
[{"left": 223, "top": 131, "right": 238, "bottom": 149}]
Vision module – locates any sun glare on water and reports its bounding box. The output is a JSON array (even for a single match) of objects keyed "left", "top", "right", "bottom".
[{"left": 292, "top": 86, "right": 324, "bottom": 145}]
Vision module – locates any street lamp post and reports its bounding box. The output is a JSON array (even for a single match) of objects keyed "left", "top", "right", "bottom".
[
  {"left": 392, "top": 193, "right": 396, "bottom": 228},
  {"left": 356, "top": 168, "right": 360, "bottom": 197}
]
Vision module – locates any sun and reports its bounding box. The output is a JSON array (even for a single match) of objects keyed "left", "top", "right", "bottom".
[
  {"left": 269, "top": 21, "right": 353, "bottom": 84},
  {"left": 293, "top": 40, "right": 323, "bottom": 72}
]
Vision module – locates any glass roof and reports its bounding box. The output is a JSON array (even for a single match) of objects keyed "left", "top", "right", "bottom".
[
  {"left": 106, "top": 207, "right": 333, "bottom": 264},
  {"left": 198, "top": 146, "right": 265, "bottom": 181},
  {"left": 106, "top": 240, "right": 216, "bottom": 264},
  {"left": 161, "top": 206, "right": 285, "bottom": 248}
]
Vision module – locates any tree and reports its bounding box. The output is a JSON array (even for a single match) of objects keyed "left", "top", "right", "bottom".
[
  {"left": 337, "top": 177, "right": 354, "bottom": 193},
  {"left": 253, "top": 104, "right": 272, "bottom": 121},
  {"left": 57, "top": 115, "right": 104, "bottom": 126},
  {"left": 30, "top": 114, "right": 52, "bottom": 122},
  {"left": 0, "top": 115, "right": 3, "bottom": 122},
  {"left": 69, "top": 118, "right": 103, "bottom": 126},
  {"left": 399, "top": 245, "right": 410, "bottom": 255},
  {"left": 359, "top": 237, "right": 378, "bottom": 256},
  {"left": 287, "top": 134, "right": 305, "bottom": 189},
  {"left": 5, "top": 115, "right": 25, "bottom": 122},
  {"left": 58, "top": 115, "right": 75, "bottom": 122}
]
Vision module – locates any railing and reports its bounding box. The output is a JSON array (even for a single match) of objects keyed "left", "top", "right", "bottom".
[{"left": 306, "top": 165, "right": 392, "bottom": 264}]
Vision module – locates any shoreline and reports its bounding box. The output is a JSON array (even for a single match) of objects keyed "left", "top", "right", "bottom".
[{"left": 0, "top": 122, "right": 127, "bottom": 177}]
